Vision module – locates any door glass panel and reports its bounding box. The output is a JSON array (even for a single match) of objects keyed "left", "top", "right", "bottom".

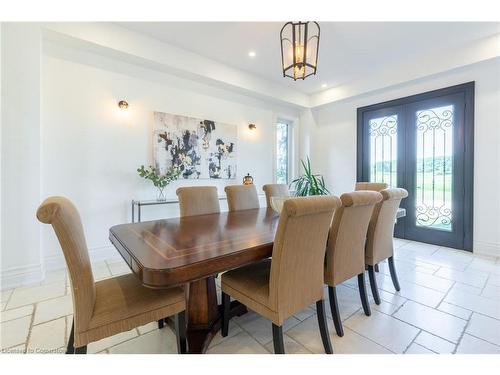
[
  {"left": 369, "top": 115, "right": 398, "bottom": 187},
  {"left": 415, "top": 105, "right": 453, "bottom": 231}
]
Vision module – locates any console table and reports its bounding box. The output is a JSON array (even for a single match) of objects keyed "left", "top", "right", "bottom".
[{"left": 131, "top": 194, "right": 264, "bottom": 223}]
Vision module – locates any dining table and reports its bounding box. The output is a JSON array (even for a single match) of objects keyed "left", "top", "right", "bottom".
[
  {"left": 109, "top": 206, "right": 406, "bottom": 353},
  {"left": 109, "top": 207, "right": 279, "bottom": 353}
]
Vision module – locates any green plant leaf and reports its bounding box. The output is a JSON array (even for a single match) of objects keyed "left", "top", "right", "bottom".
[{"left": 290, "top": 156, "right": 329, "bottom": 196}]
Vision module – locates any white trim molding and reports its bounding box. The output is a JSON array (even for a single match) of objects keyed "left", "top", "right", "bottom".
[
  {"left": 1, "top": 245, "right": 123, "bottom": 290},
  {"left": 1, "top": 263, "right": 44, "bottom": 290},
  {"left": 474, "top": 241, "right": 500, "bottom": 258},
  {"left": 43, "top": 245, "right": 122, "bottom": 272}
]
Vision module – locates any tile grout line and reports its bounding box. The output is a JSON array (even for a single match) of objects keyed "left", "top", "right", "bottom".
[
  {"left": 2, "top": 287, "right": 15, "bottom": 310},
  {"left": 30, "top": 312, "right": 71, "bottom": 328},
  {"left": 453, "top": 311, "right": 474, "bottom": 354},
  {"left": 326, "top": 290, "right": 403, "bottom": 353},
  {"left": 341, "top": 306, "right": 363, "bottom": 323},
  {"left": 234, "top": 317, "right": 279, "bottom": 351},
  {"left": 389, "top": 310, "right": 460, "bottom": 352},
  {"left": 479, "top": 273, "right": 491, "bottom": 296},
  {"left": 24, "top": 303, "right": 38, "bottom": 353},
  {"left": 409, "top": 330, "right": 441, "bottom": 354},
  {"left": 95, "top": 327, "right": 154, "bottom": 353},
  {"left": 463, "top": 332, "right": 500, "bottom": 349},
  {"left": 64, "top": 315, "right": 70, "bottom": 352},
  {"left": 340, "top": 318, "right": 397, "bottom": 354},
  {"left": 402, "top": 329, "right": 424, "bottom": 354},
  {"left": 207, "top": 330, "right": 259, "bottom": 353},
  {"left": 282, "top": 332, "right": 313, "bottom": 354},
  {"left": 233, "top": 314, "right": 311, "bottom": 353},
  {"left": 436, "top": 279, "right": 456, "bottom": 309},
  {"left": 386, "top": 292, "right": 471, "bottom": 351},
  {"left": 5, "top": 286, "right": 67, "bottom": 310},
  {"left": 390, "top": 298, "right": 408, "bottom": 316},
  {"left": 0, "top": 304, "right": 34, "bottom": 324}
]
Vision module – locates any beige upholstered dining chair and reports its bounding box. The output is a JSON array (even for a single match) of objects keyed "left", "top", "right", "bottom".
[
  {"left": 262, "top": 184, "right": 290, "bottom": 207},
  {"left": 176, "top": 186, "right": 220, "bottom": 216},
  {"left": 354, "top": 183, "right": 389, "bottom": 272},
  {"left": 325, "top": 191, "right": 383, "bottom": 337},
  {"left": 36, "top": 197, "right": 187, "bottom": 354},
  {"left": 224, "top": 184, "right": 260, "bottom": 211},
  {"left": 220, "top": 195, "right": 341, "bottom": 354},
  {"left": 365, "top": 188, "right": 408, "bottom": 304},
  {"left": 355, "top": 182, "right": 389, "bottom": 191}
]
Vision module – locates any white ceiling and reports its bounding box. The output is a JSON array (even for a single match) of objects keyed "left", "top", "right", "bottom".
[{"left": 117, "top": 22, "right": 499, "bottom": 95}]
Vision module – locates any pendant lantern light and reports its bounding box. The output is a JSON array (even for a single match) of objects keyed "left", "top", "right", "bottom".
[{"left": 280, "top": 21, "right": 320, "bottom": 80}]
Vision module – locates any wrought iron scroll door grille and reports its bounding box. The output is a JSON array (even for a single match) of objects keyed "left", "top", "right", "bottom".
[{"left": 357, "top": 83, "right": 474, "bottom": 251}]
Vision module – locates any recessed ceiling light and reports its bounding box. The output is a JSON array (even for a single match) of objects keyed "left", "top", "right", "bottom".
[
  {"left": 248, "top": 51, "right": 256, "bottom": 58},
  {"left": 321, "top": 83, "right": 328, "bottom": 88}
]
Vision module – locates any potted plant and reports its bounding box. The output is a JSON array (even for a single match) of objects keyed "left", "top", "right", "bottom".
[
  {"left": 137, "top": 165, "right": 181, "bottom": 201},
  {"left": 290, "top": 157, "right": 330, "bottom": 196}
]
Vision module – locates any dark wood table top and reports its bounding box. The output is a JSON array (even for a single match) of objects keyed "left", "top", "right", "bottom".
[{"left": 109, "top": 208, "right": 279, "bottom": 288}]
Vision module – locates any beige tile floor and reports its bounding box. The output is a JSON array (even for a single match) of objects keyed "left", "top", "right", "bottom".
[{"left": 1, "top": 239, "right": 500, "bottom": 354}]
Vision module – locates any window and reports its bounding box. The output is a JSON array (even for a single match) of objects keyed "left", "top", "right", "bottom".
[
  {"left": 368, "top": 114, "right": 398, "bottom": 188},
  {"left": 276, "top": 121, "right": 290, "bottom": 184}
]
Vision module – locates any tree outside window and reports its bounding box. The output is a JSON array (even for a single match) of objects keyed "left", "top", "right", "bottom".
[{"left": 276, "top": 122, "right": 289, "bottom": 184}]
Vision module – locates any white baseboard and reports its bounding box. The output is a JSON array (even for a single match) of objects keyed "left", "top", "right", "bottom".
[
  {"left": 44, "top": 244, "right": 122, "bottom": 271},
  {"left": 474, "top": 240, "right": 500, "bottom": 258},
  {"left": 1, "top": 245, "right": 123, "bottom": 290},
  {"left": 1, "top": 263, "right": 44, "bottom": 290}
]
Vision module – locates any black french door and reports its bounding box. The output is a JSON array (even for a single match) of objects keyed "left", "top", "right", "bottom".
[{"left": 357, "top": 83, "right": 474, "bottom": 251}]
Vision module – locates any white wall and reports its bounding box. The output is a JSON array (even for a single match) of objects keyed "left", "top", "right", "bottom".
[
  {"left": 39, "top": 43, "right": 299, "bottom": 270},
  {"left": 1, "top": 23, "right": 44, "bottom": 288},
  {"left": 311, "top": 58, "right": 500, "bottom": 257}
]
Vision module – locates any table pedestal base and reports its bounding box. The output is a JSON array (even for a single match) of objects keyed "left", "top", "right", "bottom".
[{"left": 166, "top": 276, "right": 247, "bottom": 354}]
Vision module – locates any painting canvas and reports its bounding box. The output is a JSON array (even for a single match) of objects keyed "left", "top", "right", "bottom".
[{"left": 153, "top": 112, "right": 237, "bottom": 179}]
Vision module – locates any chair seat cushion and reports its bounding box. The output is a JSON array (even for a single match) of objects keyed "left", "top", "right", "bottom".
[
  {"left": 221, "top": 259, "right": 280, "bottom": 323},
  {"left": 221, "top": 260, "right": 271, "bottom": 306},
  {"left": 76, "top": 273, "right": 185, "bottom": 346}
]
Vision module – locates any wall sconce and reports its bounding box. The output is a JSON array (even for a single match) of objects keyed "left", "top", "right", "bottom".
[
  {"left": 118, "top": 100, "right": 129, "bottom": 110},
  {"left": 248, "top": 123, "right": 257, "bottom": 130}
]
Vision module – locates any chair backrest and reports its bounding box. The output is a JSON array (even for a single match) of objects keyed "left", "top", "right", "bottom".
[
  {"left": 262, "top": 184, "right": 290, "bottom": 207},
  {"left": 36, "top": 196, "right": 95, "bottom": 333},
  {"left": 176, "top": 186, "right": 220, "bottom": 217},
  {"left": 355, "top": 182, "right": 389, "bottom": 192},
  {"left": 325, "top": 191, "right": 383, "bottom": 286},
  {"left": 224, "top": 184, "right": 260, "bottom": 211},
  {"left": 269, "top": 195, "right": 341, "bottom": 322},
  {"left": 366, "top": 188, "right": 408, "bottom": 265}
]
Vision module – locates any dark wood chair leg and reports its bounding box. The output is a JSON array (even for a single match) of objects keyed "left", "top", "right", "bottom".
[
  {"left": 315, "top": 300, "right": 333, "bottom": 354},
  {"left": 74, "top": 346, "right": 87, "bottom": 354},
  {"left": 221, "top": 292, "right": 230, "bottom": 337},
  {"left": 368, "top": 265, "right": 381, "bottom": 305},
  {"left": 328, "top": 286, "right": 344, "bottom": 337},
  {"left": 272, "top": 323, "right": 285, "bottom": 354},
  {"left": 388, "top": 256, "right": 401, "bottom": 291},
  {"left": 158, "top": 319, "right": 165, "bottom": 329},
  {"left": 357, "top": 273, "right": 371, "bottom": 316},
  {"left": 174, "top": 311, "right": 187, "bottom": 354},
  {"left": 66, "top": 319, "right": 75, "bottom": 354}
]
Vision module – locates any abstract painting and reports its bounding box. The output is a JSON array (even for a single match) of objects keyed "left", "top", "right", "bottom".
[{"left": 153, "top": 111, "right": 237, "bottom": 179}]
